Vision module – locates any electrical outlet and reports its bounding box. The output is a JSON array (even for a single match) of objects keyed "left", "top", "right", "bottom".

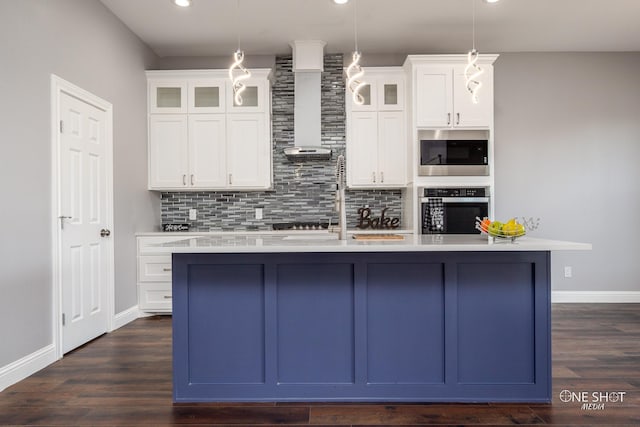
[
  {"left": 255, "top": 208, "right": 263, "bottom": 220},
  {"left": 564, "top": 266, "right": 572, "bottom": 278},
  {"left": 189, "top": 209, "right": 197, "bottom": 221}
]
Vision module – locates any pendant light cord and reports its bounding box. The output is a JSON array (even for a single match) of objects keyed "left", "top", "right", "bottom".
[
  {"left": 354, "top": 0, "right": 359, "bottom": 52},
  {"left": 236, "top": 0, "right": 241, "bottom": 51},
  {"left": 472, "top": 0, "right": 476, "bottom": 51}
]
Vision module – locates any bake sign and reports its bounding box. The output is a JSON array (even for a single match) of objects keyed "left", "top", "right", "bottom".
[{"left": 356, "top": 207, "right": 400, "bottom": 229}]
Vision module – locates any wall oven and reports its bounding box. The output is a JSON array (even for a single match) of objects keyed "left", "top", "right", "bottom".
[
  {"left": 421, "top": 187, "right": 489, "bottom": 234},
  {"left": 418, "top": 129, "right": 489, "bottom": 176}
]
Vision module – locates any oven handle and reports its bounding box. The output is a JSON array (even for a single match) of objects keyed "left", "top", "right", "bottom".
[{"left": 421, "top": 197, "right": 490, "bottom": 203}]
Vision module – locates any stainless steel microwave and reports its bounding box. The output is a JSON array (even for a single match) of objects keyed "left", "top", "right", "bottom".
[{"left": 418, "top": 129, "right": 489, "bottom": 176}]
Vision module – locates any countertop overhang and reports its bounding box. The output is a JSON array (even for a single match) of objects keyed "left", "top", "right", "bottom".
[{"left": 146, "top": 234, "right": 591, "bottom": 254}]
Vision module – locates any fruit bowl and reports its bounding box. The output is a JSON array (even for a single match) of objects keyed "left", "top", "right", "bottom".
[{"left": 475, "top": 217, "right": 526, "bottom": 242}]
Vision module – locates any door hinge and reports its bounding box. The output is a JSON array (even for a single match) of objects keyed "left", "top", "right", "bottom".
[
  {"left": 62, "top": 313, "right": 66, "bottom": 326},
  {"left": 59, "top": 120, "right": 64, "bottom": 133}
]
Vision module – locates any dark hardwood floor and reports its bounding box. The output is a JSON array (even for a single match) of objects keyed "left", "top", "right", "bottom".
[{"left": 1, "top": 304, "right": 639, "bottom": 426}]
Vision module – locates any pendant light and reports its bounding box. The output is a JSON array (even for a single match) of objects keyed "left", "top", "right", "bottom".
[
  {"left": 228, "top": 0, "right": 251, "bottom": 106},
  {"left": 345, "top": 0, "right": 366, "bottom": 105},
  {"left": 464, "top": 0, "right": 484, "bottom": 104}
]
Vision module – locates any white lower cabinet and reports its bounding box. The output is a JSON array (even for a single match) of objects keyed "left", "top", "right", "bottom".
[
  {"left": 137, "top": 236, "right": 201, "bottom": 313},
  {"left": 138, "top": 283, "right": 173, "bottom": 313}
]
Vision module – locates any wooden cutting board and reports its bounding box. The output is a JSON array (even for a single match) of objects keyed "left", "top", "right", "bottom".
[{"left": 352, "top": 234, "right": 405, "bottom": 241}]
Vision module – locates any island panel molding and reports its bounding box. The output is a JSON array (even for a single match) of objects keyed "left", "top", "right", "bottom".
[{"left": 172, "top": 250, "right": 551, "bottom": 402}]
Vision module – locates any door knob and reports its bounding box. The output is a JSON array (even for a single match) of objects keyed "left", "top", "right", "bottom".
[{"left": 100, "top": 229, "right": 111, "bottom": 237}]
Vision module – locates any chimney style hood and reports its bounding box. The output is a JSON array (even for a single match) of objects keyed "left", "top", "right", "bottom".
[{"left": 284, "top": 40, "right": 332, "bottom": 161}]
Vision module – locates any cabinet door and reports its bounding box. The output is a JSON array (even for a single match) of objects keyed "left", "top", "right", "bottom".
[
  {"left": 347, "top": 111, "right": 379, "bottom": 187},
  {"left": 188, "top": 80, "right": 226, "bottom": 114},
  {"left": 226, "top": 114, "right": 270, "bottom": 189},
  {"left": 149, "top": 80, "right": 187, "bottom": 114},
  {"left": 453, "top": 66, "right": 493, "bottom": 128},
  {"left": 348, "top": 80, "right": 376, "bottom": 112},
  {"left": 377, "top": 111, "right": 406, "bottom": 187},
  {"left": 188, "top": 114, "right": 227, "bottom": 188},
  {"left": 227, "top": 78, "right": 267, "bottom": 113},
  {"left": 377, "top": 77, "right": 404, "bottom": 112},
  {"left": 148, "top": 115, "right": 189, "bottom": 189},
  {"left": 416, "top": 67, "right": 452, "bottom": 127}
]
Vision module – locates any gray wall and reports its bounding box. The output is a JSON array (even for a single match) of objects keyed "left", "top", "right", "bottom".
[
  {"left": 0, "top": 0, "right": 158, "bottom": 367},
  {"left": 493, "top": 53, "right": 640, "bottom": 292}
]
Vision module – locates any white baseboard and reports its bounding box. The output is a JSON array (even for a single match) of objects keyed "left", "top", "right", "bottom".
[
  {"left": 552, "top": 291, "right": 640, "bottom": 303},
  {"left": 0, "top": 344, "right": 57, "bottom": 392},
  {"left": 112, "top": 305, "right": 141, "bottom": 331}
]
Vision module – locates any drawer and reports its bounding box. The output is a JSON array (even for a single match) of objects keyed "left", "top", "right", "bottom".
[
  {"left": 138, "top": 256, "right": 172, "bottom": 282},
  {"left": 138, "top": 283, "right": 172, "bottom": 313}
]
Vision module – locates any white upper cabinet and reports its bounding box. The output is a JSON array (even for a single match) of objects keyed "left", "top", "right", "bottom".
[
  {"left": 146, "top": 70, "right": 272, "bottom": 191},
  {"left": 452, "top": 66, "right": 493, "bottom": 128},
  {"left": 226, "top": 113, "right": 269, "bottom": 189},
  {"left": 149, "top": 80, "right": 187, "bottom": 114},
  {"left": 188, "top": 79, "right": 226, "bottom": 114},
  {"left": 226, "top": 77, "right": 268, "bottom": 113},
  {"left": 348, "top": 73, "right": 404, "bottom": 112},
  {"left": 188, "top": 114, "right": 227, "bottom": 188},
  {"left": 346, "top": 68, "right": 407, "bottom": 188},
  {"left": 409, "top": 55, "right": 497, "bottom": 129},
  {"left": 148, "top": 115, "right": 188, "bottom": 188}
]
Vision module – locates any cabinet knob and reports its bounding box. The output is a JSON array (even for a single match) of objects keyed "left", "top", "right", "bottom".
[{"left": 100, "top": 229, "right": 111, "bottom": 237}]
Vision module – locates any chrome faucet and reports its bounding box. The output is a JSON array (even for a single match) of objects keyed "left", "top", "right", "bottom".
[{"left": 335, "top": 155, "right": 347, "bottom": 240}]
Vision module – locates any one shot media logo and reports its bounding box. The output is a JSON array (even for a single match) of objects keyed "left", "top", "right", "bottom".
[{"left": 559, "top": 389, "right": 627, "bottom": 410}]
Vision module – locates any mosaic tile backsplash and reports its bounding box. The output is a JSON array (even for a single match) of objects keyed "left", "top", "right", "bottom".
[{"left": 161, "top": 54, "right": 403, "bottom": 231}]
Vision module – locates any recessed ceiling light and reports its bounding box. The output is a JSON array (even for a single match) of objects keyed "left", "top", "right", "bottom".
[
  {"left": 173, "top": 0, "right": 191, "bottom": 7},
  {"left": 484, "top": 0, "right": 500, "bottom": 3},
  {"left": 333, "top": 0, "right": 349, "bottom": 4}
]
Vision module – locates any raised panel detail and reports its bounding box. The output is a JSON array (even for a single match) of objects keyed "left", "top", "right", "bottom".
[
  {"left": 89, "top": 243, "right": 101, "bottom": 314},
  {"left": 277, "top": 263, "right": 355, "bottom": 384},
  {"left": 69, "top": 109, "right": 81, "bottom": 137},
  {"left": 88, "top": 117, "right": 99, "bottom": 144},
  {"left": 457, "top": 262, "right": 536, "bottom": 384},
  {"left": 187, "top": 264, "right": 265, "bottom": 384},
  {"left": 367, "top": 263, "right": 445, "bottom": 384},
  {"left": 70, "top": 245, "right": 83, "bottom": 322},
  {"left": 69, "top": 149, "right": 82, "bottom": 224},
  {"left": 88, "top": 153, "right": 100, "bottom": 224}
]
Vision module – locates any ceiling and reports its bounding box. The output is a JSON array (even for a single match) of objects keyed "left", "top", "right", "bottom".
[{"left": 100, "top": 0, "right": 640, "bottom": 58}]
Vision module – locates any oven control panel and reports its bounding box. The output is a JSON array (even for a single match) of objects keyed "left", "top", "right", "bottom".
[{"left": 423, "top": 187, "right": 486, "bottom": 198}]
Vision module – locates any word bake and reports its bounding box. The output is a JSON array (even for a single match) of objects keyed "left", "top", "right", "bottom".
[{"left": 356, "top": 207, "right": 400, "bottom": 229}]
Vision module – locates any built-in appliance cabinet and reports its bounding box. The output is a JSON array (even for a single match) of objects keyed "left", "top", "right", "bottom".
[
  {"left": 147, "top": 70, "right": 272, "bottom": 191},
  {"left": 403, "top": 55, "right": 499, "bottom": 234},
  {"left": 346, "top": 68, "right": 406, "bottom": 188},
  {"left": 409, "top": 57, "right": 497, "bottom": 129}
]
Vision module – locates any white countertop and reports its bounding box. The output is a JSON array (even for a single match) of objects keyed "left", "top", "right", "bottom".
[{"left": 141, "top": 233, "right": 591, "bottom": 255}]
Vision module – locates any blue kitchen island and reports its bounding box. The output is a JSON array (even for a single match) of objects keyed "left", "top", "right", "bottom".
[{"left": 166, "top": 234, "right": 590, "bottom": 403}]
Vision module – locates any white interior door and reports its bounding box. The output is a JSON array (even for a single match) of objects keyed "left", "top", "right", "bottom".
[{"left": 59, "top": 91, "right": 111, "bottom": 354}]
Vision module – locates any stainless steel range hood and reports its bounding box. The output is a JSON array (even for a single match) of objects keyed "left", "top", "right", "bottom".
[{"left": 284, "top": 40, "right": 332, "bottom": 161}]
